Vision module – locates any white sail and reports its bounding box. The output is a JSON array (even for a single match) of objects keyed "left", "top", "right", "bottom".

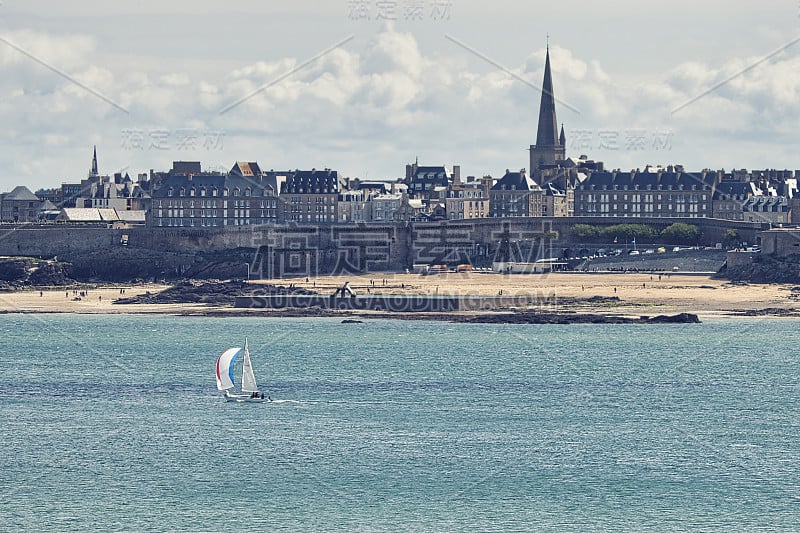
[
  {"left": 216, "top": 347, "right": 241, "bottom": 391},
  {"left": 240, "top": 338, "right": 259, "bottom": 393}
]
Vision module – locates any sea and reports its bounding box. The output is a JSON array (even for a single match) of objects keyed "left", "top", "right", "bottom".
[{"left": 0, "top": 315, "right": 798, "bottom": 532}]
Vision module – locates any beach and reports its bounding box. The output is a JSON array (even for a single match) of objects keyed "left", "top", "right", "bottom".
[{"left": 0, "top": 272, "right": 796, "bottom": 319}]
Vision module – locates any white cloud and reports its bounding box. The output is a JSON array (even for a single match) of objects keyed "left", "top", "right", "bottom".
[{"left": 2, "top": 17, "right": 800, "bottom": 191}]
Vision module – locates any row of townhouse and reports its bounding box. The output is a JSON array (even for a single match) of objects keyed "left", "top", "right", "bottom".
[
  {"left": 149, "top": 162, "right": 285, "bottom": 227},
  {"left": 573, "top": 167, "right": 800, "bottom": 224},
  {"left": 6, "top": 148, "right": 800, "bottom": 226}
]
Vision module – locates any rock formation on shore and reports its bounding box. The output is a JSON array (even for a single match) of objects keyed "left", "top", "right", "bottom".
[{"left": 717, "top": 254, "right": 800, "bottom": 284}]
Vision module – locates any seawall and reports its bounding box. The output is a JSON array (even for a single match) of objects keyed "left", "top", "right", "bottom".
[{"left": 0, "top": 217, "right": 767, "bottom": 278}]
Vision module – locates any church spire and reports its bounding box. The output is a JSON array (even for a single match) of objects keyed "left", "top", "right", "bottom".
[
  {"left": 535, "top": 44, "right": 559, "bottom": 148},
  {"left": 529, "top": 39, "right": 566, "bottom": 179},
  {"left": 90, "top": 145, "right": 98, "bottom": 177}
]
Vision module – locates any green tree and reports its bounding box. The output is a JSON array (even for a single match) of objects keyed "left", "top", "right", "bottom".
[
  {"left": 571, "top": 224, "right": 599, "bottom": 240},
  {"left": 660, "top": 223, "right": 701, "bottom": 245},
  {"left": 600, "top": 224, "right": 657, "bottom": 243},
  {"left": 722, "top": 229, "right": 740, "bottom": 249}
]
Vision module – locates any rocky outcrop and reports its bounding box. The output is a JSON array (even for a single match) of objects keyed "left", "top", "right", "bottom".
[
  {"left": 456, "top": 312, "right": 700, "bottom": 324},
  {"left": 114, "top": 280, "right": 315, "bottom": 306},
  {"left": 0, "top": 257, "right": 74, "bottom": 289},
  {"left": 717, "top": 254, "right": 800, "bottom": 284}
]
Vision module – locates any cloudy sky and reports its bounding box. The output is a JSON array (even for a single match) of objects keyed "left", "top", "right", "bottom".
[{"left": 1, "top": 1, "right": 799, "bottom": 191}]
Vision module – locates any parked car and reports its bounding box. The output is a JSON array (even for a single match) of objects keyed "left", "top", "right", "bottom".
[
  {"left": 643, "top": 249, "right": 655, "bottom": 254},
  {"left": 629, "top": 250, "right": 640, "bottom": 256}
]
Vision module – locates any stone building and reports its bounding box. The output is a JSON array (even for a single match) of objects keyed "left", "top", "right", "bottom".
[
  {"left": 574, "top": 169, "right": 714, "bottom": 218},
  {"left": 542, "top": 183, "right": 569, "bottom": 217},
  {"left": 0, "top": 186, "right": 43, "bottom": 222},
  {"left": 404, "top": 161, "right": 456, "bottom": 207},
  {"left": 149, "top": 161, "right": 280, "bottom": 227},
  {"left": 490, "top": 169, "right": 543, "bottom": 218},
  {"left": 280, "top": 169, "right": 340, "bottom": 224},
  {"left": 712, "top": 181, "right": 759, "bottom": 221},
  {"left": 742, "top": 196, "right": 790, "bottom": 224},
  {"left": 444, "top": 174, "right": 491, "bottom": 220}
]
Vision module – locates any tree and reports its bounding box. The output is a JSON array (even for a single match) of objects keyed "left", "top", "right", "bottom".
[
  {"left": 660, "top": 223, "right": 701, "bottom": 245},
  {"left": 600, "top": 224, "right": 657, "bottom": 243},
  {"left": 571, "top": 224, "right": 599, "bottom": 240},
  {"left": 722, "top": 229, "right": 740, "bottom": 249}
]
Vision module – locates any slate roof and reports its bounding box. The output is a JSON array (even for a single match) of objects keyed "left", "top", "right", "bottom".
[
  {"left": 491, "top": 170, "right": 541, "bottom": 191},
  {"left": 409, "top": 166, "right": 449, "bottom": 183},
  {"left": 542, "top": 183, "right": 565, "bottom": 196},
  {"left": 713, "top": 181, "right": 758, "bottom": 200},
  {"left": 281, "top": 169, "right": 339, "bottom": 194},
  {"left": 3, "top": 185, "right": 39, "bottom": 201},
  {"left": 577, "top": 170, "right": 714, "bottom": 191},
  {"left": 742, "top": 196, "right": 790, "bottom": 213}
]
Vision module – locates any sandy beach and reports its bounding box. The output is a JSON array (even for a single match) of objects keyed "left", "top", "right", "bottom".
[{"left": 0, "top": 272, "right": 797, "bottom": 319}]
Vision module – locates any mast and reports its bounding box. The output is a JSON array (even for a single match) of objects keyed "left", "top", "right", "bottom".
[{"left": 241, "top": 337, "right": 259, "bottom": 393}]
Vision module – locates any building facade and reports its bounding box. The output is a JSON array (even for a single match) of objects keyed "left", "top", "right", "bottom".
[
  {"left": 574, "top": 170, "right": 714, "bottom": 218},
  {"left": 280, "top": 169, "right": 340, "bottom": 224},
  {"left": 490, "top": 169, "right": 543, "bottom": 218},
  {"left": 0, "top": 186, "right": 42, "bottom": 222},
  {"left": 149, "top": 161, "right": 280, "bottom": 227}
]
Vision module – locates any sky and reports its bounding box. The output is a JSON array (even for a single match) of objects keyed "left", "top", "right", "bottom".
[{"left": 1, "top": 1, "right": 799, "bottom": 191}]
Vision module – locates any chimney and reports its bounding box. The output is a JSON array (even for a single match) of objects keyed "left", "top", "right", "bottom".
[{"left": 453, "top": 165, "right": 461, "bottom": 185}]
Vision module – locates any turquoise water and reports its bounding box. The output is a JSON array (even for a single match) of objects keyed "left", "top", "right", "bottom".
[{"left": 0, "top": 315, "right": 798, "bottom": 531}]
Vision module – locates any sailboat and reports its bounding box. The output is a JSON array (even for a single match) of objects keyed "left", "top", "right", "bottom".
[{"left": 215, "top": 338, "right": 270, "bottom": 403}]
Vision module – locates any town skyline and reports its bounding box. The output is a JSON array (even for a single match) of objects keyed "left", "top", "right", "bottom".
[{"left": 2, "top": 1, "right": 800, "bottom": 190}]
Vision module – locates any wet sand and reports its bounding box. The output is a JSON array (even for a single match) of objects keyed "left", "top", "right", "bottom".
[{"left": 0, "top": 273, "right": 797, "bottom": 319}]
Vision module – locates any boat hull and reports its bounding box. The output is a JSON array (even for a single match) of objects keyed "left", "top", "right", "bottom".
[{"left": 224, "top": 391, "right": 271, "bottom": 403}]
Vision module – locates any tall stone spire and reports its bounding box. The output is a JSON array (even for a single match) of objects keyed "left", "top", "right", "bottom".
[
  {"left": 535, "top": 44, "right": 560, "bottom": 148},
  {"left": 529, "top": 40, "right": 566, "bottom": 180},
  {"left": 90, "top": 145, "right": 98, "bottom": 177},
  {"left": 559, "top": 124, "right": 566, "bottom": 147}
]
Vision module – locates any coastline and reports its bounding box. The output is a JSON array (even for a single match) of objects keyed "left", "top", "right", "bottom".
[{"left": 0, "top": 272, "right": 798, "bottom": 321}]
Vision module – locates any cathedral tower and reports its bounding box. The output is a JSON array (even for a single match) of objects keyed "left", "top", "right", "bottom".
[{"left": 529, "top": 43, "right": 565, "bottom": 179}]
